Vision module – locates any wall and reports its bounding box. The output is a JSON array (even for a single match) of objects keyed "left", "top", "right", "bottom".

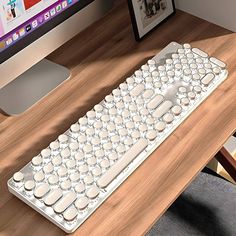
[{"left": 175, "top": 0, "right": 236, "bottom": 32}]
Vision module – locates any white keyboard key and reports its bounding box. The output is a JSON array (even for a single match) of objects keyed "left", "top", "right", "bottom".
[
  {"left": 147, "top": 95, "right": 164, "bottom": 110},
  {"left": 61, "top": 180, "right": 72, "bottom": 190},
  {"left": 75, "top": 197, "right": 89, "bottom": 210},
  {"left": 87, "top": 156, "right": 97, "bottom": 166},
  {"left": 100, "top": 159, "right": 110, "bottom": 169},
  {"left": 153, "top": 101, "right": 173, "bottom": 118},
  {"left": 43, "top": 163, "right": 54, "bottom": 174},
  {"left": 69, "top": 142, "right": 79, "bottom": 151},
  {"left": 193, "top": 85, "right": 202, "bottom": 94},
  {"left": 213, "top": 67, "right": 221, "bottom": 75},
  {"left": 79, "top": 164, "right": 89, "bottom": 174},
  {"left": 201, "top": 73, "right": 215, "bottom": 86},
  {"left": 86, "top": 186, "right": 100, "bottom": 199},
  {"left": 63, "top": 207, "right": 78, "bottom": 221},
  {"left": 57, "top": 166, "right": 68, "bottom": 178},
  {"left": 34, "top": 171, "right": 45, "bottom": 182},
  {"left": 192, "top": 48, "right": 208, "bottom": 58},
  {"left": 84, "top": 174, "right": 94, "bottom": 185},
  {"left": 92, "top": 167, "right": 102, "bottom": 177},
  {"left": 163, "top": 113, "right": 174, "bottom": 124},
  {"left": 66, "top": 159, "right": 76, "bottom": 169},
  {"left": 70, "top": 124, "right": 80, "bottom": 133},
  {"left": 54, "top": 191, "right": 77, "bottom": 214},
  {"left": 13, "top": 172, "right": 24, "bottom": 182},
  {"left": 31, "top": 156, "right": 42, "bottom": 166},
  {"left": 94, "top": 104, "right": 103, "bottom": 113},
  {"left": 50, "top": 141, "right": 60, "bottom": 151},
  {"left": 44, "top": 189, "right": 63, "bottom": 206},
  {"left": 171, "top": 105, "right": 182, "bottom": 116},
  {"left": 34, "top": 183, "right": 50, "bottom": 198},
  {"left": 210, "top": 57, "right": 226, "bottom": 68},
  {"left": 155, "top": 121, "right": 166, "bottom": 132},
  {"left": 146, "top": 130, "right": 157, "bottom": 141},
  {"left": 75, "top": 183, "right": 85, "bottom": 194},
  {"left": 75, "top": 152, "right": 84, "bottom": 161},
  {"left": 41, "top": 149, "right": 51, "bottom": 158},
  {"left": 61, "top": 148, "right": 70, "bottom": 159},
  {"left": 130, "top": 84, "right": 145, "bottom": 97},
  {"left": 48, "top": 175, "right": 59, "bottom": 185},
  {"left": 97, "top": 139, "right": 148, "bottom": 188},
  {"left": 70, "top": 172, "right": 80, "bottom": 182},
  {"left": 178, "top": 86, "right": 187, "bottom": 94},
  {"left": 24, "top": 180, "right": 35, "bottom": 191},
  {"left": 58, "top": 134, "right": 68, "bottom": 144},
  {"left": 188, "top": 91, "right": 196, "bottom": 100},
  {"left": 180, "top": 97, "right": 190, "bottom": 106}
]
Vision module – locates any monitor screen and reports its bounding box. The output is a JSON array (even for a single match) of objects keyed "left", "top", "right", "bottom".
[{"left": 0, "top": 0, "right": 93, "bottom": 63}]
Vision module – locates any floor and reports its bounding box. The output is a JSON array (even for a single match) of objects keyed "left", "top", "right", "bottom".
[{"left": 147, "top": 168, "right": 236, "bottom": 236}]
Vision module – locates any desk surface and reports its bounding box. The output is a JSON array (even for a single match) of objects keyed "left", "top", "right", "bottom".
[{"left": 0, "top": 1, "right": 236, "bottom": 235}]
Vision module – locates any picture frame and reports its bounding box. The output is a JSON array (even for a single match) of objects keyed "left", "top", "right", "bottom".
[{"left": 127, "top": 0, "right": 176, "bottom": 41}]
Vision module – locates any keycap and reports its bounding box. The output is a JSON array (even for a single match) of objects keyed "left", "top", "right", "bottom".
[
  {"left": 92, "top": 167, "right": 102, "bottom": 177},
  {"left": 48, "top": 175, "right": 59, "bottom": 185},
  {"left": 147, "top": 95, "right": 164, "bottom": 109},
  {"left": 24, "top": 180, "right": 35, "bottom": 191},
  {"left": 57, "top": 166, "right": 68, "bottom": 177},
  {"left": 163, "top": 113, "right": 174, "bottom": 124},
  {"left": 84, "top": 174, "right": 94, "bottom": 185},
  {"left": 97, "top": 139, "right": 148, "bottom": 188},
  {"left": 13, "top": 172, "right": 24, "bottom": 182},
  {"left": 54, "top": 191, "right": 77, "bottom": 214},
  {"left": 61, "top": 180, "right": 72, "bottom": 190},
  {"left": 75, "top": 151, "right": 84, "bottom": 161},
  {"left": 63, "top": 207, "right": 78, "bottom": 221},
  {"left": 210, "top": 57, "right": 226, "bottom": 68},
  {"left": 43, "top": 163, "right": 54, "bottom": 174},
  {"left": 75, "top": 183, "right": 85, "bottom": 194},
  {"left": 155, "top": 121, "right": 166, "bottom": 132},
  {"left": 153, "top": 101, "right": 173, "bottom": 118},
  {"left": 44, "top": 189, "right": 63, "bottom": 206},
  {"left": 201, "top": 73, "right": 215, "bottom": 86},
  {"left": 58, "top": 134, "right": 68, "bottom": 144},
  {"left": 181, "top": 97, "right": 190, "bottom": 106},
  {"left": 70, "top": 172, "right": 80, "bottom": 182},
  {"left": 75, "top": 197, "right": 89, "bottom": 210},
  {"left": 41, "top": 149, "right": 51, "bottom": 158},
  {"left": 130, "top": 84, "right": 145, "bottom": 97},
  {"left": 70, "top": 124, "right": 80, "bottom": 133},
  {"left": 192, "top": 48, "right": 208, "bottom": 58},
  {"left": 50, "top": 141, "right": 60, "bottom": 151},
  {"left": 52, "top": 155, "right": 62, "bottom": 166},
  {"left": 171, "top": 105, "right": 182, "bottom": 116},
  {"left": 86, "top": 186, "right": 100, "bottom": 199},
  {"left": 34, "top": 183, "right": 50, "bottom": 198},
  {"left": 34, "top": 171, "right": 45, "bottom": 182},
  {"left": 31, "top": 156, "right": 43, "bottom": 166},
  {"left": 146, "top": 130, "right": 157, "bottom": 141}
]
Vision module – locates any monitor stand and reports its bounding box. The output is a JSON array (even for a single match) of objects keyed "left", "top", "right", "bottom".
[{"left": 0, "top": 59, "right": 70, "bottom": 115}]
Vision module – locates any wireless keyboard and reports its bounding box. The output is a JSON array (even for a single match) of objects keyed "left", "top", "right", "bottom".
[{"left": 8, "top": 42, "right": 228, "bottom": 233}]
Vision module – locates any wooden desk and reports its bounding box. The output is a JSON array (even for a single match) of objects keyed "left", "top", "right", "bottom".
[{"left": 0, "top": 1, "right": 236, "bottom": 235}]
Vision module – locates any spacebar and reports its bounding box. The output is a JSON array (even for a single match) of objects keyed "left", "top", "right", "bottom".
[{"left": 97, "top": 139, "right": 148, "bottom": 188}]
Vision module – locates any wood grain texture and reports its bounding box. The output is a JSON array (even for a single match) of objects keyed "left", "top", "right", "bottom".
[{"left": 0, "top": 1, "right": 236, "bottom": 235}]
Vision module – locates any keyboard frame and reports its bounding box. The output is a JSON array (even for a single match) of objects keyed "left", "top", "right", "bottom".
[{"left": 8, "top": 42, "right": 228, "bottom": 233}]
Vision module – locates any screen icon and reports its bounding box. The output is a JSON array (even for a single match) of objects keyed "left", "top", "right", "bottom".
[
  {"left": 50, "top": 8, "right": 56, "bottom": 16},
  {"left": 68, "top": 0, "right": 73, "bottom": 5},
  {"left": 6, "top": 38, "right": 13, "bottom": 46},
  {"left": 26, "top": 24, "right": 31, "bottom": 32},
  {"left": 38, "top": 16, "right": 44, "bottom": 24},
  {"left": 44, "top": 12, "right": 50, "bottom": 20},
  {"left": 32, "top": 20, "right": 38, "bottom": 28},
  {"left": 0, "top": 41, "right": 5, "bottom": 49},
  {"left": 62, "top": 1, "right": 67, "bottom": 8},
  {"left": 19, "top": 28, "right": 26, "bottom": 36},
  {"left": 56, "top": 4, "right": 61, "bottom": 12},
  {"left": 13, "top": 32, "right": 19, "bottom": 41}
]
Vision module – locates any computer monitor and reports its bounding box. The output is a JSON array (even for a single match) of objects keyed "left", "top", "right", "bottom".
[{"left": 0, "top": 0, "right": 112, "bottom": 114}]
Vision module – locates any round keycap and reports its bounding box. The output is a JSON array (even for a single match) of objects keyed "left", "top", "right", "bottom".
[
  {"left": 70, "top": 123, "right": 80, "bottom": 133},
  {"left": 155, "top": 122, "right": 166, "bottom": 132},
  {"left": 86, "top": 186, "right": 100, "bottom": 199},
  {"left": 184, "top": 68, "right": 191, "bottom": 76},
  {"left": 154, "top": 82, "right": 162, "bottom": 89},
  {"left": 183, "top": 43, "right": 191, "bottom": 49},
  {"left": 126, "top": 121, "right": 135, "bottom": 129},
  {"left": 163, "top": 113, "right": 174, "bottom": 124},
  {"left": 109, "top": 108, "right": 117, "bottom": 116},
  {"left": 140, "top": 108, "right": 149, "bottom": 116},
  {"left": 43, "top": 163, "right": 54, "bottom": 174},
  {"left": 52, "top": 155, "right": 62, "bottom": 167},
  {"left": 77, "top": 135, "right": 86, "bottom": 144},
  {"left": 161, "top": 76, "right": 168, "bottom": 84},
  {"left": 146, "top": 117, "right": 155, "bottom": 126},
  {"left": 48, "top": 175, "right": 59, "bottom": 185},
  {"left": 75, "top": 197, "right": 89, "bottom": 210},
  {"left": 116, "top": 102, "right": 125, "bottom": 110},
  {"left": 84, "top": 174, "right": 94, "bottom": 185},
  {"left": 192, "top": 74, "right": 201, "bottom": 81},
  {"left": 152, "top": 71, "right": 159, "bottom": 78},
  {"left": 139, "top": 124, "right": 148, "bottom": 132},
  {"left": 131, "top": 130, "right": 140, "bottom": 139},
  {"left": 66, "top": 159, "right": 76, "bottom": 169},
  {"left": 178, "top": 86, "right": 187, "bottom": 94},
  {"left": 57, "top": 166, "right": 68, "bottom": 178},
  {"left": 148, "top": 59, "right": 156, "bottom": 66},
  {"left": 83, "top": 144, "right": 93, "bottom": 154},
  {"left": 111, "top": 135, "right": 120, "bottom": 144},
  {"left": 146, "top": 130, "right": 157, "bottom": 141},
  {"left": 204, "top": 63, "right": 212, "bottom": 69},
  {"left": 107, "top": 123, "right": 116, "bottom": 132},
  {"left": 108, "top": 153, "right": 118, "bottom": 161},
  {"left": 105, "top": 95, "right": 114, "bottom": 103},
  {"left": 75, "top": 183, "right": 85, "bottom": 193},
  {"left": 94, "top": 104, "right": 103, "bottom": 113},
  {"left": 79, "top": 117, "right": 87, "bottom": 126},
  {"left": 181, "top": 97, "right": 190, "bottom": 106},
  {"left": 50, "top": 141, "right": 60, "bottom": 151},
  {"left": 75, "top": 151, "right": 84, "bottom": 161},
  {"left": 58, "top": 134, "right": 68, "bottom": 144},
  {"left": 24, "top": 180, "right": 35, "bottom": 191},
  {"left": 86, "top": 128, "right": 95, "bottom": 136},
  {"left": 61, "top": 148, "right": 71, "bottom": 159},
  {"left": 87, "top": 157, "right": 97, "bottom": 166},
  {"left": 34, "top": 171, "right": 45, "bottom": 182},
  {"left": 122, "top": 110, "right": 130, "bottom": 119},
  {"left": 70, "top": 172, "right": 80, "bottom": 182},
  {"left": 69, "top": 142, "right": 79, "bottom": 151},
  {"left": 79, "top": 164, "right": 89, "bottom": 174},
  {"left": 124, "top": 137, "right": 133, "bottom": 146},
  {"left": 129, "top": 104, "right": 137, "bottom": 112},
  {"left": 41, "top": 149, "right": 51, "bottom": 158},
  {"left": 123, "top": 95, "right": 132, "bottom": 103},
  {"left": 213, "top": 67, "right": 221, "bottom": 75},
  {"left": 119, "top": 128, "right": 128, "bottom": 137},
  {"left": 113, "top": 88, "right": 121, "bottom": 97},
  {"left": 103, "top": 142, "right": 113, "bottom": 151},
  {"left": 126, "top": 77, "right": 135, "bottom": 85},
  {"left": 133, "top": 115, "right": 142, "bottom": 123},
  {"left": 190, "top": 63, "right": 197, "bottom": 69},
  {"left": 63, "top": 207, "right": 78, "bottom": 221},
  {"left": 101, "top": 115, "right": 110, "bottom": 123},
  {"left": 167, "top": 70, "right": 175, "bottom": 78},
  {"left": 61, "top": 180, "right": 71, "bottom": 190},
  {"left": 99, "top": 130, "right": 108, "bottom": 140},
  {"left": 120, "top": 83, "right": 128, "bottom": 92},
  {"left": 92, "top": 167, "right": 102, "bottom": 177},
  {"left": 188, "top": 91, "right": 196, "bottom": 100},
  {"left": 100, "top": 159, "right": 110, "bottom": 169},
  {"left": 193, "top": 86, "right": 202, "bottom": 94},
  {"left": 199, "top": 68, "right": 206, "bottom": 75},
  {"left": 32, "top": 156, "right": 42, "bottom": 166},
  {"left": 171, "top": 105, "right": 182, "bottom": 116},
  {"left": 143, "top": 89, "right": 154, "bottom": 99},
  {"left": 95, "top": 149, "right": 105, "bottom": 159},
  {"left": 13, "top": 172, "right": 24, "bottom": 182}
]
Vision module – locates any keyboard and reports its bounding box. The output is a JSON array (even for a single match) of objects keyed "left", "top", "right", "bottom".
[{"left": 8, "top": 42, "right": 228, "bottom": 233}]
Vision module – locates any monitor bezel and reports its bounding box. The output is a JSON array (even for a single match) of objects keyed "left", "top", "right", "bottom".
[{"left": 0, "top": 0, "right": 93, "bottom": 64}]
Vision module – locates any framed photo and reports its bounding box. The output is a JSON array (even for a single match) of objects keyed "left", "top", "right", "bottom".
[{"left": 127, "top": 0, "right": 175, "bottom": 41}]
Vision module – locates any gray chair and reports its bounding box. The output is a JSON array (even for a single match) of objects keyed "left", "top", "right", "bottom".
[{"left": 147, "top": 168, "right": 236, "bottom": 236}]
